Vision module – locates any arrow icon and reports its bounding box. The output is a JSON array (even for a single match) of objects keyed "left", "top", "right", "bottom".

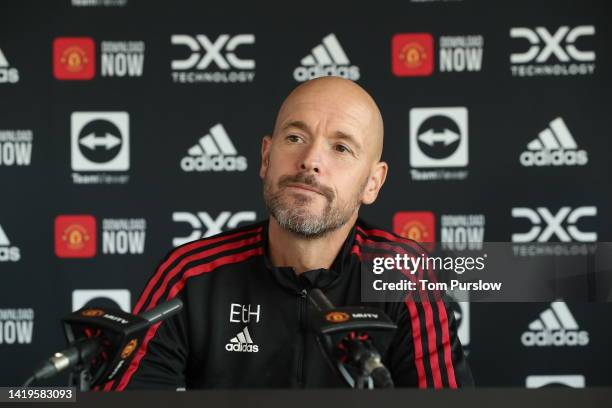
[
  {"left": 79, "top": 132, "right": 121, "bottom": 150},
  {"left": 418, "top": 128, "right": 460, "bottom": 146}
]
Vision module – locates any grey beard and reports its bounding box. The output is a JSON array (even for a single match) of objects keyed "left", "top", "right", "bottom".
[{"left": 264, "top": 183, "right": 360, "bottom": 239}]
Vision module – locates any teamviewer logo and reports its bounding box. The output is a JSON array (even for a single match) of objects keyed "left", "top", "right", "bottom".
[
  {"left": 410, "top": 107, "right": 468, "bottom": 168},
  {"left": 71, "top": 112, "right": 129, "bottom": 171}
]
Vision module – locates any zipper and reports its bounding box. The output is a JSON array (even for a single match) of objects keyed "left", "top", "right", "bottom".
[{"left": 296, "top": 288, "right": 308, "bottom": 387}]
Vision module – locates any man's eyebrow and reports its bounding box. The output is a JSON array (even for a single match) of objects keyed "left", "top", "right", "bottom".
[
  {"left": 333, "top": 131, "right": 362, "bottom": 152},
  {"left": 281, "top": 120, "right": 311, "bottom": 133},
  {"left": 281, "top": 120, "right": 362, "bottom": 152}
]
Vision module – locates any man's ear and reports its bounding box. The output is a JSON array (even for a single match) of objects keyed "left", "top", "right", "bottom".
[
  {"left": 361, "top": 161, "right": 388, "bottom": 205},
  {"left": 260, "top": 135, "right": 272, "bottom": 179}
]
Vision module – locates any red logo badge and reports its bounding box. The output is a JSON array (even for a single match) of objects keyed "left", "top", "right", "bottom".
[
  {"left": 121, "top": 339, "right": 138, "bottom": 359},
  {"left": 393, "top": 211, "right": 435, "bottom": 244},
  {"left": 325, "top": 312, "right": 350, "bottom": 323},
  {"left": 53, "top": 37, "right": 95, "bottom": 80},
  {"left": 55, "top": 215, "right": 97, "bottom": 258},
  {"left": 392, "top": 33, "right": 434, "bottom": 77}
]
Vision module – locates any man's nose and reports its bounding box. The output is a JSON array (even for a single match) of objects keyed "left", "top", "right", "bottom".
[{"left": 299, "top": 142, "right": 323, "bottom": 174}]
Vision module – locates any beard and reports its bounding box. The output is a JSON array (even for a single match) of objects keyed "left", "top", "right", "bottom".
[{"left": 263, "top": 172, "right": 366, "bottom": 238}]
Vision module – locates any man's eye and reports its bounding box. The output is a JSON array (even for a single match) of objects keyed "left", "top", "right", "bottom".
[
  {"left": 287, "top": 135, "right": 301, "bottom": 143},
  {"left": 335, "top": 144, "right": 351, "bottom": 153}
]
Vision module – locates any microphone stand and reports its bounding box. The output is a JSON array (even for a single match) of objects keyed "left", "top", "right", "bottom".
[
  {"left": 24, "top": 298, "right": 183, "bottom": 390},
  {"left": 69, "top": 366, "right": 94, "bottom": 392},
  {"left": 308, "top": 288, "right": 397, "bottom": 389}
]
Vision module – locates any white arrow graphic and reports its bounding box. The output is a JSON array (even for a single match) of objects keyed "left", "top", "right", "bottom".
[
  {"left": 79, "top": 133, "right": 122, "bottom": 150},
  {"left": 418, "top": 128, "right": 460, "bottom": 146}
]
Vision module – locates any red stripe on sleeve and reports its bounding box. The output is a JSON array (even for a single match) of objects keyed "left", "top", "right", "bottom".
[
  {"left": 354, "top": 231, "right": 456, "bottom": 388},
  {"left": 133, "top": 227, "right": 262, "bottom": 314},
  {"left": 437, "top": 299, "right": 458, "bottom": 388},
  {"left": 113, "top": 246, "right": 264, "bottom": 391},
  {"left": 404, "top": 300, "right": 428, "bottom": 388},
  {"left": 143, "top": 235, "right": 262, "bottom": 313},
  {"left": 421, "top": 300, "right": 443, "bottom": 388}
]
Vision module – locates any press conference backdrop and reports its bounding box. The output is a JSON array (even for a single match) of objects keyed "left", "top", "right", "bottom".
[{"left": 1, "top": 0, "right": 611, "bottom": 388}]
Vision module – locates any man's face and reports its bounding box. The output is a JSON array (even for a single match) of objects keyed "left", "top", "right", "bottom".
[{"left": 260, "top": 83, "right": 382, "bottom": 238}]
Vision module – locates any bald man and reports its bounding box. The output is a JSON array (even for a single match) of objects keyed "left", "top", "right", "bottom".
[
  {"left": 105, "top": 77, "right": 473, "bottom": 390},
  {"left": 262, "top": 77, "right": 388, "bottom": 274}
]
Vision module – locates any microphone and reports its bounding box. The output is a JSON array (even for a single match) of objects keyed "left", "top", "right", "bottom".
[
  {"left": 308, "top": 288, "right": 395, "bottom": 389},
  {"left": 308, "top": 287, "right": 335, "bottom": 311},
  {"left": 138, "top": 298, "right": 183, "bottom": 325},
  {"left": 26, "top": 298, "right": 183, "bottom": 386},
  {"left": 27, "top": 337, "right": 103, "bottom": 385}
]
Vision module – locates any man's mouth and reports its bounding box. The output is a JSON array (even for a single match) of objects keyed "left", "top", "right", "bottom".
[{"left": 285, "top": 183, "right": 324, "bottom": 196}]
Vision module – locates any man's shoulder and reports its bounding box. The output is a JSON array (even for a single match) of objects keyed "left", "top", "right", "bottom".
[
  {"left": 355, "top": 218, "right": 428, "bottom": 256},
  {"left": 161, "top": 219, "right": 267, "bottom": 265},
  {"left": 133, "top": 221, "right": 267, "bottom": 318}
]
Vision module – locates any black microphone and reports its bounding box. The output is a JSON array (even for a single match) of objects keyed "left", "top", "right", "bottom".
[
  {"left": 138, "top": 297, "right": 183, "bottom": 325},
  {"left": 27, "top": 298, "right": 183, "bottom": 385},
  {"left": 308, "top": 288, "right": 395, "bottom": 389},
  {"left": 308, "top": 287, "right": 335, "bottom": 311},
  {"left": 27, "top": 337, "right": 103, "bottom": 385}
]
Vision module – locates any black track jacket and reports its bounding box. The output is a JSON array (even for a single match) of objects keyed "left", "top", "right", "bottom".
[{"left": 102, "top": 218, "right": 473, "bottom": 390}]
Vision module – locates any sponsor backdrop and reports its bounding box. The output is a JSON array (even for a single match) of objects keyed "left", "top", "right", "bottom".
[{"left": 1, "top": 0, "right": 611, "bottom": 388}]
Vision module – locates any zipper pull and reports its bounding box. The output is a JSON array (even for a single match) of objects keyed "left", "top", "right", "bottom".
[{"left": 299, "top": 289, "right": 308, "bottom": 298}]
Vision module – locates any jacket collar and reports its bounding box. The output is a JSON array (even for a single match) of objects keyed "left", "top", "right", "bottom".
[{"left": 261, "top": 218, "right": 358, "bottom": 293}]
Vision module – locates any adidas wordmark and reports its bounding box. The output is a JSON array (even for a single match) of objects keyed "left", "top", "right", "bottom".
[
  {"left": 520, "top": 117, "right": 588, "bottom": 167},
  {"left": 225, "top": 326, "right": 259, "bottom": 353},
  {"left": 181, "top": 123, "right": 247, "bottom": 172},
  {"left": 521, "top": 301, "right": 589, "bottom": 347}
]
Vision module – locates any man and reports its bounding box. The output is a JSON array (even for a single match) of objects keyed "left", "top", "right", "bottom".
[{"left": 103, "top": 77, "right": 473, "bottom": 390}]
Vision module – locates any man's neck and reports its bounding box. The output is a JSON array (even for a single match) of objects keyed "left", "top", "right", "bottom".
[{"left": 267, "top": 215, "right": 358, "bottom": 274}]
